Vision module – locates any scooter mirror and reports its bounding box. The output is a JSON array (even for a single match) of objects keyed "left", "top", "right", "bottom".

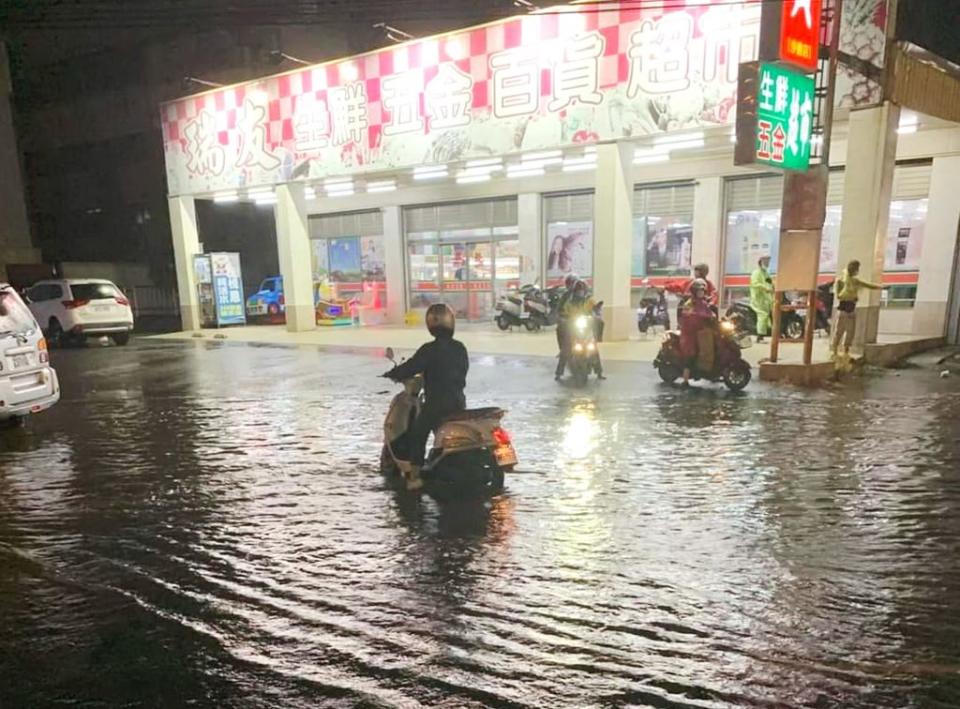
[{"left": 385, "top": 347, "right": 395, "bottom": 362}]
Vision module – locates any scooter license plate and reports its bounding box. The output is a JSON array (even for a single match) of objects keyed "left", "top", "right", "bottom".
[{"left": 494, "top": 444, "right": 517, "bottom": 467}]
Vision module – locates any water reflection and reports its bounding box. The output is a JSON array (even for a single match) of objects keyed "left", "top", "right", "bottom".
[{"left": 1, "top": 342, "right": 959, "bottom": 707}]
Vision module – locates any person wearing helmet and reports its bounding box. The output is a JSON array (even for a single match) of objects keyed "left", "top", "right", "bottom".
[
  {"left": 678, "top": 278, "right": 716, "bottom": 386},
  {"left": 384, "top": 303, "right": 469, "bottom": 489},
  {"left": 553, "top": 274, "right": 579, "bottom": 380},
  {"left": 558, "top": 280, "right": 606, "bottom": 380},
  {"left": 750, "top": 256, "right": 774, "bottom": 343}
]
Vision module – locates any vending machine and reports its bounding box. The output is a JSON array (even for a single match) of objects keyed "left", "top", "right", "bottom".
[{"left": 193, "top": 252, "right": 246, "bottom": 328}]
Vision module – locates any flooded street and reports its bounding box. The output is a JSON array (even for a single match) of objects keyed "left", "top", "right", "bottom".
[{"left": 2, "top": 339, "right": 960, "bottom": 708}]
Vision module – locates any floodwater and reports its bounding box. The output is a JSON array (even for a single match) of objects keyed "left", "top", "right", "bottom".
[{"left": 2, "top": 339, "right": 960, "bottom": 708}]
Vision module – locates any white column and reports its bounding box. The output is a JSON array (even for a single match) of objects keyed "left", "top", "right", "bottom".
[
  {"left": 167, "top": 195, "right": 200, "bottom": 331},
  {"left": 517, "top": 193, "right": 542, "bottom": 285},
  {"left": 836, "top": 102, "right": 900, "bottom": 345},
  {"left": 275, "top": 184, "right": 315, "bottom": 332},
  {"left": 691, "top": 176, "right": 724, "bottom": 283},
  {"left": 593, "top": 143, "right": 635, "bottom": 341},
  {"left": 913, "top": 155, "right": 960, "bottom": 336},
  {"left": 382, "top": 205, "right": 406, "bottom": 325}
]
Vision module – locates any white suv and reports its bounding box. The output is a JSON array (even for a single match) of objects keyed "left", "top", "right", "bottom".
[
  {"left": 0, "top": 283, "right": 60, "bottom": 422},
  {"left": 27, "top": 279, "right": 134, "bottom": 347}
]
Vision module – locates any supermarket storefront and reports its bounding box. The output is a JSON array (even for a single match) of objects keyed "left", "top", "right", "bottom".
[{"left": 160, "top": 0, "right": 960, "bottom": 339}]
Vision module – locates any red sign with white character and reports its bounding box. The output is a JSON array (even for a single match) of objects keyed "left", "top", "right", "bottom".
[{"left": 779, "top": 0, "right": 822, "bottom": 71}]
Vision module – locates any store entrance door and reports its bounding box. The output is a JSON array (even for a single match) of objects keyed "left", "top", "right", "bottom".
[{"left": 441, "top": 241, "right": 494, "bottom": 321}]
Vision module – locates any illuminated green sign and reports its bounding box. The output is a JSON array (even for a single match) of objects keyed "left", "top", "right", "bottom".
[{"left": 755, "top": 62, "right": 815, "bottom": 171}]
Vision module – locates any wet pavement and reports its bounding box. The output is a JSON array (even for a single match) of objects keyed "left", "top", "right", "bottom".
[{"left": 2, "top": 339, "right": 960, "bottom": 708}]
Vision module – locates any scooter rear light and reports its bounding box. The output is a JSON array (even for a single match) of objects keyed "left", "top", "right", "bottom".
[{"left": 492, "top": 427, "right": 512, "bottom": 446}]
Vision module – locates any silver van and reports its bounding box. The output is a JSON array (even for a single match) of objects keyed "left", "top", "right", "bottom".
[{"left": 1, "top": 283, "right": 60, "bottom": 423}]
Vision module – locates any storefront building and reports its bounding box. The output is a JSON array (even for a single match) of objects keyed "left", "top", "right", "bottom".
[{"left": 160, "top": 1, "right": 960, "bottom": 341}]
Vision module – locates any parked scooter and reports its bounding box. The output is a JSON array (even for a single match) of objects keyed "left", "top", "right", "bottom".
[
  {"left": 726, "top": 293, "right": 805, "bottom": 341},
  {"left": 526, "top": 285, "right": 564, "bottom": 330},
  {"left": 654, "top": 319, "right": 752, "bottom": 391},
  {"left": 494, "top": 287, "right": 528, "bottom": 331},
  {"left": 380, "top": 347, "right": 517, "bottom": 496},
  {"left": 636, "top": 281, "right": 671, "bottom": 334}
]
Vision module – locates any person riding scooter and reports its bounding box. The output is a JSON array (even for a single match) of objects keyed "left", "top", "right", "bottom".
[
  {"left": 383, "top": 303, "right": 469, "bottom": 490},
  {"left": 554, "top": 274, "right": 578, "bottom": 380},
  {"left": 679, "top": 278, "right": 716, "bottom": 387},
  {"left": 559, "top": 280, "right": 605, "bottom": 380}
]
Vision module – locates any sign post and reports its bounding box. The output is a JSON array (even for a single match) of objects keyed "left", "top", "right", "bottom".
[{"left": 734, "top": 0, "right": 843, "bottom": 369}]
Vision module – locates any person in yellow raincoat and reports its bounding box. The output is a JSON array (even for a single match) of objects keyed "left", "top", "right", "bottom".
[
  {"left": 749, "top": 256, "right": 774, "bottom": 343},
  {"left": 832, "top": 259, "right": 883, "bottom": 357}
]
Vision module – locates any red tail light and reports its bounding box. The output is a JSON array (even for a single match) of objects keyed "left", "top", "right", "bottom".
[
  {"left": 492, "top": 427, "right": 512, "bottom": 446},
  {"left": 62, "top": 299, "right": 90, "bottom": 309},
  {"left": 115, "top": 296, "right": 129, "bottom": 306}
]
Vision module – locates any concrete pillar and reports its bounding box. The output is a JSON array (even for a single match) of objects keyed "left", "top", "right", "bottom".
[
  {"left": 275, "top": 183, "right": 316, "bottom": 332},
  {"left": 593, "top": 143, "right": 635, "bottom": 340},
  {"left": 836, "top": 102, "right": 900, "bottom": 346},
  {"left": 913, "top": 155, "right": 960, "bottom": 336},
  {"left": 691, "top": 176, "right": 724, "bottom": 285},
  {"left": 383, "top": 205, "right": 406, "bottom": 325},
  {"left": 517, "top": 193, "right": 542, "bottom": 285},
  {"left": 167, "top": 195, "right": 201, "bottom": 331}
]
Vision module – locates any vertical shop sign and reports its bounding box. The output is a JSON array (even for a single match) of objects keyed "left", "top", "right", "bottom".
[
  {"left": 735, "top": 61, "right": 814, "bottom": 171},
  {"left": 758, "top": 0, "right": 823, "bottom": 72},
  {"left": 211, "top": 253, "right": 246, "bottom": 325}
]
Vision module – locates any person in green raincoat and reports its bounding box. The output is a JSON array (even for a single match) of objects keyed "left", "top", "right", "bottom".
[{"left": 750, "top": 256, "right": 774, "bottom": 342}]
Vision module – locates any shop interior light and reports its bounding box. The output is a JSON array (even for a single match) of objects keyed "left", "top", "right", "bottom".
[
  {"left": 213, "top": 191, "right": 239, "bottom": 203},
  {"left": 367, "top": 180, "right": 397, "bottom": 193},
  {"left": 324, "top": 177, "right": 353, "bottom": 187},
  {"left": 456, "top": 173, "right": 492, "bottom": 184},
  {"left": 522, "top": 149, "right": 563, "bottom": 162},
  {"left": 583, "top": 145, "right": 597, "bottom": 154},
  {"left": 506, "top": 166, "right": 545, "bottom": 178},
  {"left": 246, "top": 187, "right": 273, "bottom": 197},
  {"left": 634, "top": 153, "right": 670, "bottom": 165},
  {"left": 459, "top": 165, "right": 502, "bottom": 178},
  {"left": 897, "top": 122, "right": 918, "bottom": 135},
  {"left": 464, "top": 157, "right": 503, "bottom": 169},
  {"left": 413, "top": 166, "right": 448, "bottom": 180},
  {"left": 327, "top": 188, "right": 355, "bottom": 197},
  {"left": 653, "top": 131, "right": 705, "bottom": 146},
  {"left": 562, "top": 160, "right": 596, "bottom": 173},
  {"left": 254, "top": 195, "right": 278, "bottom": 206},
  {"left": 304, "top": 187, "right": 317, "bottom": 200}
]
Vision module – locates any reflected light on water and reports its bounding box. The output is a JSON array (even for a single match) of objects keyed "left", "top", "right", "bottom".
[{"left": 560, "top": 406, "right": 599, "bottom": 463}]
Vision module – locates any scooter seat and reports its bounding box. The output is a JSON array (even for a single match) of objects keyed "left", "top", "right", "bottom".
[{"left": 442, "top": 407, "right": 504, "bottom": 422}]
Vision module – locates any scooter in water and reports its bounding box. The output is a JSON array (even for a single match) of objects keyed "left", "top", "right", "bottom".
[
  {"left": 565, "top": 310, "right": 601, "bottom": 386},
  {"left": 653, "top": 319, "right": 752, "bottom": 391},
  {"left": 380, "top": 347, "right": 517, "bottom": 496}
]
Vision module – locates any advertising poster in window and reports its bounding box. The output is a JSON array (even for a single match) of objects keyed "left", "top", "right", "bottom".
[
  {"left": 725, "top": 210, "right": 780, "bottom": 274},
  {"left": 884, "top": 200, "right": 927, "bottom": 271},
  {"left": 361, "top": 236, "right": 386, "bottom": 281},
  {"left": 546, "top": 221, "right": 593, "bottom": 281},
  {"left": 311, "top": 239, "right": 330, "bottom": 281},
  {"left": 818, "top": 205, "right": 842, "bottom": 275},
  {"left": 639, "top": 216, "right": 693, "bottom": 276},
  {"left": 210, "top": 252, "right": 246, "bottom": 325},
  {"left": 328, "top": 237, "right": 363, "bottom": 282}
]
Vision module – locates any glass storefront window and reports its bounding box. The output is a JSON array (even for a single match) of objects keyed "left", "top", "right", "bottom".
[
  {"left": 632, "top": 184, "right": 695, "bottom": 281},
  {"left": 309, "top": 211, "right": 387, "bottom": 314},
  {"left": 885, "top": 199, "right": 927, "bottom": 271},
  {"left": 404, "top": 199, "right": 519, "bottom": 320}
]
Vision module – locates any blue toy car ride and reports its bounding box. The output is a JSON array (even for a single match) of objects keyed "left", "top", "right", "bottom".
[{"left": 246, "top": 277, "right": 284, "bottom": 317}]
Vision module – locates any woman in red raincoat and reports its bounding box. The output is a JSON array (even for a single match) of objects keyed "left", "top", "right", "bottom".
[{"left": 679, "top": 279, "right": 716, "bottom": 385}]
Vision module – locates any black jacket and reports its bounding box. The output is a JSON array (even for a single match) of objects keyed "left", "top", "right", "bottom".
[{"left": 387, "top": 336, "right": 468, "bottom": 411}]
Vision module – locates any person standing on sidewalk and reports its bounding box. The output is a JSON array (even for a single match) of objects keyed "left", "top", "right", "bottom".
[
  {"left": 832, "top": 259, "right": 883, "bottom": 358},
  {"left": 750, "top": 256, "right": 774, "bottom": 343}
]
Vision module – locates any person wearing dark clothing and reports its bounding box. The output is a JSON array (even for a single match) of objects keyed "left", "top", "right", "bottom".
[
  {"left": 384, "top": 303, "right": 468, "bottom": 489},
  {"left": 555, "top": 274, "right": 578, "bottom": 380}
]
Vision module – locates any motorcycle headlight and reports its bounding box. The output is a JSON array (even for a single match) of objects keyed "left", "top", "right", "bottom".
[
  {"left": 575, "top": 316, "right": 588, "bottom": 331},
  {"left": 720, "top": 321, "right": 735, "bottom": 335},
  {"left": 573, "top": 343, "right": 584, "bottom": 353},
  {"left": 586, "top": 341, "right": 595, "bottom": 352}
]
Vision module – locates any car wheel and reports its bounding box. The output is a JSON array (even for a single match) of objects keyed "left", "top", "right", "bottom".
[
  {"left": 112, "top": 332, "right": 130, "bottom": 346},
  {"left": 723, "top": 361, "right": 752, "bottom": 391},
  {"left": 47, "top": 319, "right": 64, "bottom": 348},
  {"left": 495, "top": 315, "right": 511, "bottom": 331}
]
